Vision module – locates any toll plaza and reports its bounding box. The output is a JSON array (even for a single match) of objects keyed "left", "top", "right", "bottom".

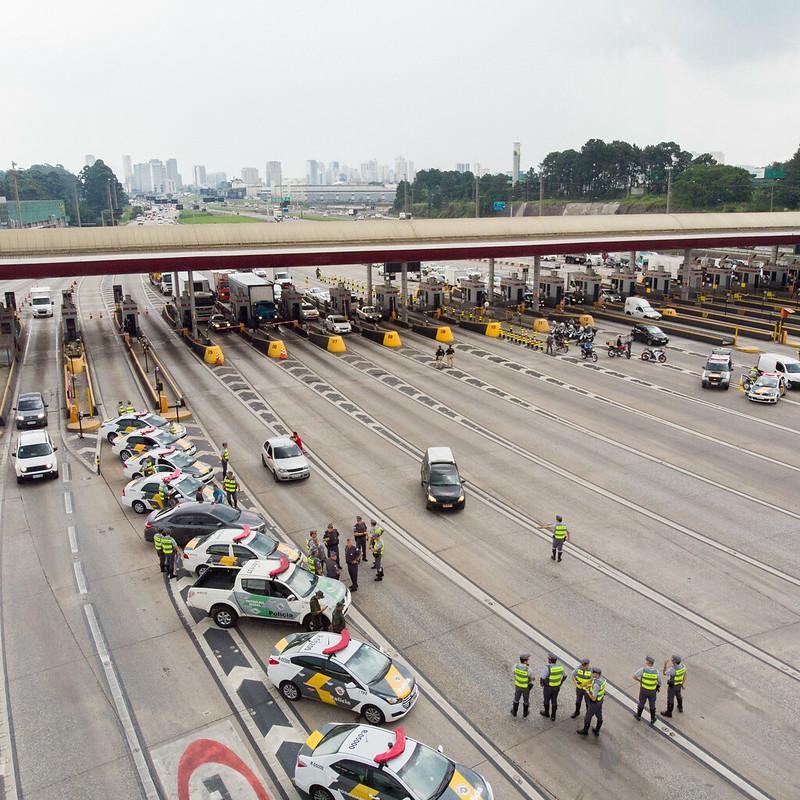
[
  {"left": 374, "top": 283, "right": 399, "bottom": 318},
  {"left": 460, "top": 276, "right": 487, "bottom": 308},
  {"left": 416, "top": 279, "right": 444, "bottom": 311},
  {"left": 731, "top": 264, "right": 761, "bottom": 291},
  {"left": 539, "top": 273, "right": 564, "bottom": 307},
  {"left": 500, "top": 272, "right": 526, "bottom": 305},
  {"left": 61, "top": 289, "right": 80, "bottom": 343},
  {"left": 609, "top": 271, "right": 638, "bottom": 297},
  {"left": 330, "top": 283, "right": 352, "bottom": 316},
  {"left": 569, "top": 272, "right": 602, "bottom": 304},
  {"left": 119, "top": 295, "right": 140, "bottom": 338},
  {"left": 762, "top": 263, "right": 791, "bottom": 289},
  {"left": 640, "top": 270, "right": 671, "bottom": 297},
  {"left": 280, "top": 285, "right": 303, "bottom": 322},
  {"left": 707, "top": 265, "right": 733, "bottom": 291}
]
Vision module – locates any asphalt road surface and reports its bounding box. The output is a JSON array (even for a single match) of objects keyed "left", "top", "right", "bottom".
[{"left": 1, "top": 268, "right": 798, "bottom": 800}]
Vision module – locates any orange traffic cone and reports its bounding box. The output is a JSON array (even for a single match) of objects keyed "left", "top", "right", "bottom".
[
  {"left": 280, "top": 348, "right": 287, "bottom": 360},
  {"left": 215, "top": 353, "right": 222, "bottom": 366}
]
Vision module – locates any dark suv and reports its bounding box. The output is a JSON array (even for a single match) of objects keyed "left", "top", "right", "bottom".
[
  {"left": 144, "top": 502, "right": 267, "bottom": 546},
  {"left": 14, "top": 392, "right": 48, "bottom": 429}
]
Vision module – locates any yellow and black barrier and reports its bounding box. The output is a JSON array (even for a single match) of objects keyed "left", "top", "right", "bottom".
[
  {"left": 458, "top": 320, "right": 500, "bottom": 337},
  {"left": 360, "top": 327, "right": 402, "bottom": 347},
  {"left": 411, "top": 323, "right": 453, "bottom": 342},
  {"left": 308, "top": 330, "right": 346, "bottom": 352},
  {"left": 204, "top": 344, "right": 224, "bottom": 365}
]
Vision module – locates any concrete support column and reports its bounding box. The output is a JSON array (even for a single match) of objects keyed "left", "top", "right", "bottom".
[
  {"left": 366, "top": 264, "right": 373, "bottom": 303},
  {"left": 187, "top": 269, "right": 198, "bottom": 340},
  {"left": 772, "top": 245, "right": 779, "bottom": 266},
  {"left": 533, "top": 255, "right": 541, "bottom": 312},
  {"left": 488, "top": 258, "right": 495, "bottom": 307},
  {"left": 630, "top": 251, "right": 637, "bottom": 273},
  {"left": 682, "top": 248, "right": 692, "bottom": 287},
  {"left": 401, "top": 262, "right": 408, "bottom": 323}
]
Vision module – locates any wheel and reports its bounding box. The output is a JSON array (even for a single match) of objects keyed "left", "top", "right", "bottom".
[
  {"left": 212, "top": 605, "right": 238, "bottom": 629},
  {"left": 625, "top": 351, "right": 631, "bottom": 359},
  {"left": 132, "top": 471, "right": 143, "bottom": 479},
  {"left": 53, "top": 470, "right": 59, "bottom": 479},
  {"left": 701, "top": 380, "right": 708, "bottom": 388},
  {"left": 361, "top": 704, "right": 385, "bottom": 725},
  {"left": 107, "top": 431, "right": 118, "bottom": 442},
  {"left": 309, "top": 787, "right": 334, "bottom": 800},
  {"left": 261, "top": 453, "right": 267, "bottom": 466},
  {"left": 591, "top": 351, "right": 598, "bottom": 362},
  {"left": 607, "top": 348, "right": 616, "bottom": 357},
  {"left": 273, "top": 468, "right": 280, "bottom": 483},
  {"left": 280, "top": 681, "right": 301, "bottom": 701},
  {"left": 724, "top": 383, "right": 730, "bottom": 390},
  {"left": 196, "top": 564, "right": 209, "bottom": 578},
  {"left": 120, "top": 448, "right": 133, "bottom": 461},
  {"left": 131, "top": 499, "right": 147, "bottom": 514},
  {"left": 657, "top": 353, "right": 667, "bottom": 363},
  {"left": 641, "top": 352, "right": 650, "bottom": 361}
]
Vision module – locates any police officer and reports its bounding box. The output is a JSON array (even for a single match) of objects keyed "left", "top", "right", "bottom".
[
  {"left": 577, "top": 667, "right": 606, "bottom": 737},
  {"left": 156, "top": 481, "right": 171, "bottom": 509},
  {"left": 220, "top": 442, "right": 230, "bottom": 480},
  {"left": 435, "top": 344, "right": 445, "bottom": 369},
  {"left": 570, "top": 658, "right": 592, "bottom": 718},
  {"left": 540, "top": 653, "right": 566, "bottom": 720},
  {"left": 306, "top": 530, "right": 321, "bottom": 558},
  {"left": 662, "top": 655, "right": 686, "bottom": 717},
  {"left": 154, "top": 527, "right": 166, "bottom": 573},
  {"left": 224, "top": 472, "right": 238, "bottom": 508},
  {"left": 323, "top": 522, "right": 340, "bottom": 561},
  {"left": 307, "top": 548, "right": 323, "bottom": 578},
  {"left": 511, "top": 653, "right": 535, "bottom": 717},
  {"left": 117, "top": 400, "right": 125, "bottom": 415},
  {"left": 367, "top": 519, "right": 379, "bottom": 562},
  {"left": 633, "top": 655, "right": 661, "bottom": 724},
  {"left": 142, "top": 456, "right": 156, "bottom": 477},
  {"left": 353, "top": 516, "right": 368, "bottom": 562},
  {"left": 309, "top": 590, "right": 325, "bottom": 630},
  {"left": 538, "top": 515, "right": 570, "bottom": 562},
  {"left": 445, "top": 343, "right": 455, "bottom": 368},
  {"left": 125, "top": 400, "right": 135, "bottom": 413},
  {"left": 371, "top": 528, "right": 384, "bottom": 581},
  {"left": 161, "top": 530, "right": 179, "bottom": 579},
  {"left": 331, "top": 599, "right": 346, "bottom": 634}
]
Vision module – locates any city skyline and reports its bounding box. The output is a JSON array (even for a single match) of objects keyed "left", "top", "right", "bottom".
[{"left": 3, "top": 2, "right": 799, "bottom": 183}]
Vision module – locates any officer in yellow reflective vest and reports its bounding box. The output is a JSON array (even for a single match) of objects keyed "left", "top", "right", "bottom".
[
  {"left": 538, "top": 515, "right": 570, "bottom": 562},
  {"left": 160, "top": 530, "right": 178, "bottom": 579},
  {"left": 371, "top": 529, "right": 384, "bottom": 581},
  {"left": 125, "top": 401, "right": 135, "bottom": 413},
  {"left": 156, "top": 481, "right": 171, "bottom": 509},
  {"left": 662, "top": 655, "right": 686, "bottom": 717},
  {"left": 154, "top": 528, "right": 166, "bottom": 573},
  {"left": 634, "top": 655, "right": 661, "bottom": 725},
  {"left": 540, "top": 653, "right": 567, "bottom": 720},
  {"left": 577, "top": 667, "right": 606, "bottom": 737},
  {"left": 511, "top": 654, "right": 534, "bottom": 717},
  {"left": 220, "top": 442, "right": 230, "bottom": 480},
  {"left": 142, "top": 456, "right": 156, "bottom": 477},
  {"left": 224, "top": 473, "right": 238, "bottom": 508},
  {"left": 570, "top": 658, "right": 593, "bottom": 718}
]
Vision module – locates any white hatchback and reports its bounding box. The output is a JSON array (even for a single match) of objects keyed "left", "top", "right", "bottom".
[
  {"left": 261, "top": 437, "right": 310, "bottom": 482},
  {"left": 182, "top": 526, "right": 302, "bottom": 575},
  {"left": 323, "top": 315, "right": 352, "bottom": 335},
  {"left": 121, "top": 469, "right": 214, "bottom": 514}
]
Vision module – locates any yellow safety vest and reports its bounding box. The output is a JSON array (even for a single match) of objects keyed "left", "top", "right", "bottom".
[
  {"left": 221, "top": 448, "right": 229, "bottom": 461},
  {"left": 576, "top": 668, "right": 592, "bottom": 688},
  {"left": 554, "top": 524, "right": 567, "bottom": 540},
  {"left": 372, "top": 538, "right": 384, "bottom": 555},
  {"left": 154, "top": 533, "right": 163, "bottom": 552},
  {"left": 161, "top": 538, "right": 174, "bottom": 555},
  {"left": 224, "top": 476, "right": 237, "bottom": 493},
  {"left": 594, "top": 678, "right": 606, "bottom": 701},
  {"left": 514, "top": 665, "right": 530, "bottom": 688},
  {"left": 673, "top": 665, "right": 686, "bottom": 686},
  {"left": 640, "top": 668, "right": 659, "bottom": 691},
  {"left": 126, "top": 405, "right": 135, "bottom": 413},
  {"left": 548, "top": 664, "right": 564, "bottom": 686}
]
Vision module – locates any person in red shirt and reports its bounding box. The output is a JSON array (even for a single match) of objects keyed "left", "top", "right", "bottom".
[{"left": 290, "top": 431, "right": 304, "bottom": 452}]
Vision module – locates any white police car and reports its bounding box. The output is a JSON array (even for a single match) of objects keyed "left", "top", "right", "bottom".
[
  {"left": 182, "top": 526, "right": 301, "bottom": 575},
  {"left": 746, "top": 372, "right": 786, "bottom": 404},
  {"left": 111, "top": 425, "right": 195, "bottom": 461},
  {"left": 99, "top": 410, "right": 186, "bottom": 442},
  {"left": 123, "top": 446, "right": 214, "bottom": 482},
  {"left": 268, "top": 630, "right": 417, "bottom": 725},
  {"left": 295, "top": 724, "right": 494, "bottom": 800},
  {"left": 121, "top": 469, "right": 213, "bottom": 514}
]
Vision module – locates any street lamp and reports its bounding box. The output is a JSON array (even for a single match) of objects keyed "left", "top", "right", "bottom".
[{"left": 665, "top": 165, "right": 674, "bottom": 214}]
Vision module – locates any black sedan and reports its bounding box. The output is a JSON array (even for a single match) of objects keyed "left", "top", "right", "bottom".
[
  {"left": 207, "top": 314, "right": 234, "bottom": 332},
  {"left": 631, "top": 323, "right": 669, "bottom": 346},
  {"left": 424, "top": 462, "right": 466, "bottom": 511},
  {"left": 144, "top": 502, "right": 267, "bottom": 546}
]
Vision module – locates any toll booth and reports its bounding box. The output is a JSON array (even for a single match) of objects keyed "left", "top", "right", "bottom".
[
  {"left": 0, "top": 305, "right": 15, "bottom": 336},
  {"left": 281, "top": 285, "right": 303, "bottom": 322},
  {"left": 707, "top": 266, "right": 733, "bottom": 291},
  {"left": 113, "top": 284, "right": 123, "bottom": 306},
  {"left": 640, "top": 270, "right": 671, "bottom": 297},
  {"left": 417, "top": 279, "right": 444, "bottom": 311},
  {"left": 539, "top": 273, "right": 564, "bottom": 307},
  {"left": 731, "top": 265, "right": 761, "bottom": 291},
  {"left": 685, "top": 269, "right": 704, "bottom": 290},
  {"left": 119, "top": 295, "right": 139, "bottom": 337},
  {"left": 174, "top": 295, "right": 194, "bottom": 329},
  {"left": 374, "top": 283, "right": 399, "bottom": 318},
  {"left": 61, "top": 290, "right": 79, "bottom": 343},
  {"left": 330, "top": 283, "right": 352, "bottom": 316},
  {"left": 609, "top": 271, "right": 638, "bottom": 297},
  {"left": 569, "top": 272, "right": 602, "bottom": 304},
  {"left": 762, "top": 264, "right": 791, "bottom": 289},
  {"left": 461, "top": 277, "right": 486, "bottom": 307},
  {"left": 500, "top": 272, "right": 526, "bottom": 305}
]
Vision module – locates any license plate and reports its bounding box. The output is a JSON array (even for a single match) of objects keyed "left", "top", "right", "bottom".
[
  {"left": 32, "top": 474, "right": 43, "bottom": 479},
  {"left": 442, "top": 503, "right": 453, "bottom": 508}
]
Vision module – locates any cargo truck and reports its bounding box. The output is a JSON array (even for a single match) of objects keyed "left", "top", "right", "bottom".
[
  {"left": 211, "top": 269, "right": 233, "bottom": 303},
  {"left": 174, "top": 272, "right": 215, "bottom": 320},
  {"left": 228, "top": 272, "right": 279, "bottom": 325},
  {"left": 30, "top": 286, "right": 53, "bottom": 318}
]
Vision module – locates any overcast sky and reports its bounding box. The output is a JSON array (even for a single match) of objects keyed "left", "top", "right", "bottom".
[{"left": 3, "top": 0, "right": 799, "bottom": 182}]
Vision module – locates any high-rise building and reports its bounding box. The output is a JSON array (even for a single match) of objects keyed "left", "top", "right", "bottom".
[
  {"left": 456, "top": 163, "right": 469, "bottom": 174},
  {"left": 395, "top": 156, "right": 415, "bottom": 184},
  {"left": 121, "top": 155, "right": 133, "bottom": 189},
  {"left": 193, "top": 165, "right": 207, "bottom": 188},
  {"left": 85, "top": 154, "right": 96, "bottom": 167},
  {"left": 241, "top": 167, "right": 260, "bottom": 185},
  {"left": 133, "top": 163, "right": 152, "bottom": 193},
  {"left": 265, "top": 161, "right": 282, "bottom": 188},
  {"left": 306, "top": 160, "right": 321, "bottom": 185},
  {"left": 150, "top": 159, "right": 166, "bottom": 194},
  {"left": 166, "top": 158, "right": 182, "bottom": 190},
  {"left": 512, "top": 142, "right": 520, "bottom": 184},
  {"left": 206, "top": 172, "right": 227, "bottom": 188}
]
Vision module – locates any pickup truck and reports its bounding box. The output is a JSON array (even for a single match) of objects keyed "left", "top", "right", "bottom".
[{"left": 186, "top": 558, "right": 351, "bottom": 629}]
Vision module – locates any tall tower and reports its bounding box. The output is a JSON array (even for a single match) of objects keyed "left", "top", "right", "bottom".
[{"left": 512, "top": 142, "right": 520, "bottom": 184}]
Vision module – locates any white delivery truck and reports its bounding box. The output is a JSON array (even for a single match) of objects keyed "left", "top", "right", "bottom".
[
  {"left": 624, "top": 296, "right": 662, "bottom": 320},
  {"left": 30, "top": 286, "right": 54, "bottom": 318}
]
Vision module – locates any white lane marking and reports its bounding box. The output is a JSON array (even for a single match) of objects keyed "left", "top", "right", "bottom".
[
  {"left": 73, "top": 562, "right": 87, "bottom": 595},
  {"left": 83, "top": 605, "right": 159, "bottom": 800},
  {"left": 61, "top": 461, "right": 71, "bottom": 483},
  {"left": 63, "top": 492, "right": 73, "bottom": 515},
  {"left": 67, "top": 526, "right": 78, "bottom": 554}
]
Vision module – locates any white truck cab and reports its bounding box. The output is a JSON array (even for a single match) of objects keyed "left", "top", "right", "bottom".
[
  {"left": 30, "top": 286, "right": 53, "bottom": 318},
  {"left": 624, "top": 296, "right": 661, "bottom": 320}
]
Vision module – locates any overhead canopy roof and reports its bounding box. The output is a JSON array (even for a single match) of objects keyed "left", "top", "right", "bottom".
[{"left": 1, "top": 212, "right": 799, "bottom": 280}]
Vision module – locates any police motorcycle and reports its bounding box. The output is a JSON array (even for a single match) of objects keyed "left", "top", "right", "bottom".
[
  {"left": 580, "top": 340, "right": 598, "bottom": 362},
  {"left": 607, "top": 340, "right": 631, "bottom": 358},
  {"left": 641, "top": 346, "right": 667, "bottom": 363},
  {"left": 553, "top": 331, "right": 569, "bottom": 353}
]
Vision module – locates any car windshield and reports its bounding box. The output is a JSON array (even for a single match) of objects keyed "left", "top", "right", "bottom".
[
  {"left": 329, "top": 316, "right": 346, "bottom": 323},
  {"left": 362, "top": 307, "right": 377, "bottom": 314},
  {"left": 755, "top": 376, "right": 779, "bottom": 388},
  {"left": 169, "top": 451, "right": 194, "bottom": 468},
  {"left": 705, "top": 360, "right": 729, "bottom": 371},
  {"left": 429, "top": 465, "right": 460, "bottom": 486},
  {"left": 32, "top": 297, "right": 49, "bottom": 305},
  {"left": 171, "top": 475, "right": 204, "bottom": 496},
  {"left": 142, "top": 414, "right": 169, "bottom": 427},
  {"left": 343, "top": 643, "right": 392, "bottom": 685},
  {"left": 274, "top": 443, "right": 303, "bottom": 459},
  {"left": 643, "top": 326, "right": 660, "bottom": 333},
  {"left": 18, "top": 443, "right": 52, "bottom": 458},
  {"left": 283, "top": 565, "right": 317, "bottom": 597},
  {"left": 784, "top": 362, "right": 800, "bottom": 374},
  {"left": 244, "top": 531, "right": 279, "bottom": 556},
  {"left": 396, "top": 742, "right": 454, "bottom": 800},
  {"left": 18, "top": 398, "right": 42, "bottom": 411}
]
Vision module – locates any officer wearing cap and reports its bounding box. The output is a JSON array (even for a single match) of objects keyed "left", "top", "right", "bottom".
[
  {"left": 571, "top": 658, "right": 592, "bottom": 718},
  {"left": 306, "top": 530, "right": 321, "bottom": 558},
  {"left": 537, "top": 514, "right": 570, "bottom": 562},
  {"left": 633, "top": 655, "right": 661, "bottom": 725},
  {"left": 331, "top": 599, "right": 346, "bottom": 634},
  {"left": 511, "top": 653, "right": 535, "bottom": 717},
  {"left": 353, "top": 515, "right": 368, "bottom": 562},
  {"left": 662, "top": 655, "right": 686, "bottom": 717},
  {"left": 540, "top": 653, "right": 566, "bottom": 720},
  {"left": 309, "top": 590, "right": 325, "bottom": 630},
  {"left": 577, "top": 667, "right": 606, "bottom": 737}
]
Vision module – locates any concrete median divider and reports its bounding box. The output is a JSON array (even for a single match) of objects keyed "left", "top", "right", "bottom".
[
  {"left": 411, "top": 323, "right": 454, "bottom": 342},
  {"left": 204, "top": 344, "right": 224, "bottom": 365},
  {"left": 308, "top": 330, "right": 346, "bottom": 352},
  {"left": 360, "top": 327, "right": 402, "bottom": 347},
  {"left": 458, "top": 320, "right": 500, "bottom": 337}
]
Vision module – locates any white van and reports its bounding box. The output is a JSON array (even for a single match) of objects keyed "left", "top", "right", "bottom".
[
  {"left": 624, "top": 296, "right": 661, "bottom": 320},
  {"left": 756, "top": 353, "right": 800, "bottom": 388}
]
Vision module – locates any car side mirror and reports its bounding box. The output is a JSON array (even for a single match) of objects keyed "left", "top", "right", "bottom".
[
  {"left": 461, "top": 479, "right": 467, "bottom": 484},
  {"left": 286, "top": 594, "right": 296, "bottom": 602},
  {"left": 53, "top": 446, "right": 58, "bottom": 451}
]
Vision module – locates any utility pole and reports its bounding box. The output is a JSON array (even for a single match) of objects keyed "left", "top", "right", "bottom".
[
  {"left": 73, "top": 180, "right": 81, "bottom": 227},
  {"left": 665, "top": 165, "right": 674, "bottom": 214},
  {"left": 475, "top": 174, "right": 479, "bottom": 218},
  {"left": 538, "top": 167, "right": 544, "bottom": 216},
  {"left": 106, "top": 178, "right": 115, "bottom": 226},
  {"left": 11, "top": 163, "right": 23, "bottom": 229}
]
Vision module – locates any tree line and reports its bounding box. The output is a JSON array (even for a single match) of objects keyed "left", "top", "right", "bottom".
[
  {"left": 0, "top": 160, "right": 128, "bottom": 226},
  {"left": 393, "top": 140, "right": 800, "bottom": 217}
]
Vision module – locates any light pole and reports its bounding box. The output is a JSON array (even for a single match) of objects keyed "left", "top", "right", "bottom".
[{"left": 665, "top": 165, "right": 674, "bottom": 214}]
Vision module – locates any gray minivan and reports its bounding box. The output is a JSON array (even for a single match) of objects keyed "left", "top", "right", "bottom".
[
  {"left": 13, "top": 392, "right": 48, "bottom": 429},
  {"left": 421, "top": 446, "right": 466, "bottom": 510}
]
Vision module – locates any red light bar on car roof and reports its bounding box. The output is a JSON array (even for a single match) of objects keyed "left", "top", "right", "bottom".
[
  {"left": 269, "top": 555, "right": 289, "bottom": 577},
  {"left": 322, "top": 629, "right": 349, "bottom": 655},
  {"left": 374, "top": 728, "right": 406, "bottom": 763},
  {"left": 163, "top": 469, "right": 181, "bottom": 481},
  {"left": 161, "top": 446, "right": 176, "bottom": 455},
  {"left": 233, "top": 526, "right": 251, "bottom": 542},
  {"left": 134, "top": 411, "right": 148, "bottom": 418},
  {"left": 139, "top": 426, "right": 156, "bottom": 434}
]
